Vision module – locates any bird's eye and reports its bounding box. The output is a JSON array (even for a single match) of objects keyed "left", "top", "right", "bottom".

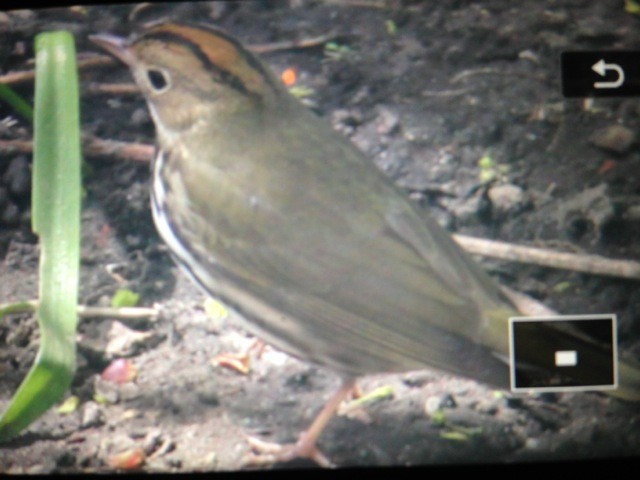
[{"left": 146, "top": 68, "right": 171, "bottom": 93}]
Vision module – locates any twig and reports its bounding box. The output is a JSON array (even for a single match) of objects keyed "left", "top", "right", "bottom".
[
  {"left": 500, "top": 286, "right": 557, "bottom": 317},
  {"left": 84, "top": 82, "right": 140, "bottom": 95},
  {"left": 450, "top": 67, "right": 549, "bottom": 85},
  {"left": 0, "top": 137, "right": 154, "bottom": 163},
  {"left": 320, "top": 0, "right": 388, "bottom": 8},
  {"left": 0, "top": 300, "right": 158, "bottom": 320},
  {"left": 0, "top": 55, "right": 116, "bottom": 85},
  {"left": 78, "top": 305, "right": 159, "bottom": 320},
  {"left": 454, "top": 234, "right": 640, "bottom": 280},
  {"left": 82, "top": 135, "right": 154, "bottom": 162},
  {"left": 250, "top": 34, "right": 339, "bottom": 54},
  {"left": 0, "top": 139, "right": 33, "bottom": 156},
  {"left": 421, "top": 88, "right": 470, "bottom": 98}
]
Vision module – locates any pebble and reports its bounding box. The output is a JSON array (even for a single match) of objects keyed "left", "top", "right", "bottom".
[
  {"left": 589, "top": 125, "right": 635, "bottom": 154},
  {"left": 131, "top": 107, "right": 150, "bottom": 127},
  {"left": 375, "top": 105, "right": 400, "bottom": 135},
  {"left": 3, "top": 156, "right": 31, "bottom": 196},
  {"left": 424, "top": 396, "right": 442, "bottom": 416},
  {"left": 525, "top": 437, "right": 540, "bottom": 449},
  {"left": 488, "top": 183, "right": 525, "bottom": 215},
  {"left": 424, "top": 393, "right": 456, "bottom": 416},
  {"left": 81, "top": 401, "right": 104, "bottom": 429},
  {"left": 1, "top": 201, "right": 20, "bottom": 226}
]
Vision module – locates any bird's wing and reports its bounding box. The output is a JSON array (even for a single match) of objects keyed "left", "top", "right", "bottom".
[
  {"left": 197, "top": 191, "right": 513, "bottom": 383},
  {"left": 166, "top": 107, "right": 515, "bottom": 382}
]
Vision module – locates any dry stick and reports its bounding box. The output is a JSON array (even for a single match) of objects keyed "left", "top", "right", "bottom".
[
  {"left": 250, "top": 33, "right": 339, "bottom": 54},
  {"left": 450, "top": 67, "right": 550, "bottom": 85},
  {"left": 78, "top": 305, "right": 159, "bottom": 320},
  {"left": 0, "top": 300, "right": 158, "bottom": 321},
  {"left": 0, "top": 55, "right": 116, "bottom": 85},
  {"left": 500, "top": 286, "right": 558, "bottom": 317},
  {"left": 320, "top": 0, "right": 388, "bottom": 8},
  {"left": 85, "top": 82, "right": 139, "bottom": 95},
  {"left": 421, "top": 88, "right": 470, "bottom": 97},
  {"left": 82, "top": 136, "right": 154, "bottom": 162},
  {"left": 454, "top": 234, "right": 640, "bottom": 281},
  {"left": 0, "top": 137, "right": 154, "bottom": 163}
]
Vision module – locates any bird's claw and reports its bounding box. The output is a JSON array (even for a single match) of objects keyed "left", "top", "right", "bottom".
[{"left": 243, "top": 434, "right": 334, "bottom": 468}]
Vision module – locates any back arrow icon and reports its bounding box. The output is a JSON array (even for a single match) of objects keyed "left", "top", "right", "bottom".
[{"left": 592, "top": 59, "right": 625, "bottom": 89}]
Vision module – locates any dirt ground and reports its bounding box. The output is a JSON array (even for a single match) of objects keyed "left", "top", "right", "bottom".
[{"left": 1, "top": 0, "right": 640, "bottom": 473}]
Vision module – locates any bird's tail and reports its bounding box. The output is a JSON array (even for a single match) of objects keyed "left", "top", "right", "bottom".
[
  {"left": 494, "top": 287, "right": 640, "bottom": 402},
  {"left": 613, "top": 358, "right": 640, "bottom": 402}
]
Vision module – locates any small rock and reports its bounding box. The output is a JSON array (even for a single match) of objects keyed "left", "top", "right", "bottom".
[
  {"left": 488, "top": 184, "right": 525, "bottom": 215},
  {"left": 589, "top": 125, "right": 635, "bottom": 154},
  {"left": 331, "top": 108, "right": 362, "bottom": 136},
  {"left": 424, "top": 396, "right": 441, "bottom": 416},
  {"left": 196, "top": 384, "right": 220, "bottom": 406},
  {"left": 475, "top": 399, "right": 498, "bottom": 415},
  {"left": 440, "top": 393, "right": 457, "bottom": 409},
  {"left": 143, "top": 429, "right": 163, "bottom": 455},
  {"left": 518, "top": 49, "right": 539, "bottom": 64},
  {"left": 201, "top": 451, "right": 218, "bottom": 468},
  {"left": 450, "top": 192, "right": 484, "bottom": 224},
  {"left": 26, "top": 463, "right": 53, "bottom": 475},
  {"left": 93, "top": 377, "right": 120, "bottom": 404},
  {"left": 81, "top": 401, "right": 104, "bottom": 428},
  {"left": 131, "top": 107, "right": 150, "bottom": 127},
  {"left": 4, "top": 156, "right": 31, "bottom": 196},
  {"left": 505, "top": 396, "right": 524, "bottom": 409},
  {"left": 402, "top": 370, "right": 439, "bottom": 387},
  {"left": 525, "top": 437, "right": 540, "bottom": 449},
  {"left": 105, "top": 321, "right": 163, "bottom": 357},
  {"left": 424, "top": 393, "right": 456, "bottom": 416},
  {"left": 376, "top": 105, "right": 400, "bottom": 135},
  {"left": 553, "top": 183, "right": 614, "bottom": 242},
  {"left": 1, "top": 201, "right": 20, "bottom": 226}
]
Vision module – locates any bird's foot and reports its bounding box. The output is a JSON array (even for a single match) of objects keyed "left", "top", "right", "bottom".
[
  {"left": 243, "top": 434, "right": 334, "bottom": 468},
  {"left": 242, "top": 380, "right": 356, "bottom": 468}
]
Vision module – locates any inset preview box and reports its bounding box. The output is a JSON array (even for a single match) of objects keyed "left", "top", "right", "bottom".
[{"left": 509, "top": 314, "right": 617, "bottom": 393}]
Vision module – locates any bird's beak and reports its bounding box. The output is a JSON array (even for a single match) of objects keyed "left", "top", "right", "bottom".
[{"left": 89, "top": 34, "right": 135, "bottom": 66}]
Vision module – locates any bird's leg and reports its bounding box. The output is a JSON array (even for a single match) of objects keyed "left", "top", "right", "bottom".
[{"left": 245, "top": 379, "right": 357, "bottom": 468}]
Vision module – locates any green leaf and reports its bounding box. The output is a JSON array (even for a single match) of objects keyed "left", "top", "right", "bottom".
[
  {"left": 440, "top": 430, "right": 471, "bottom": 441},
  {"left": 346, "top": 385, "right": 394, "bottom": 408},
  {"left": 386, "top": 20, "right": 398, "bottom": 36},
  {"left": 204, "top": 297, "right": 229, "bottom": 320},
  {"left": 553, "top": 281, "right": 572, "bottom": 293},
  {"left": 57, "top": 395, "right": 80, "bottom": 414},
  {"left": 0, "top": 31, "right": 81, "bottom": 441},
  {"left": 430, "top": 409, "right": 447, "bottom": 426},
  {"left": 0, "top": 82, "right": 33, "bottom": 122},
  {"left": 0, "top": 300, "right": 38, "bottom": 319},
  {"left": 625, "top": 0, "right": 640, "bottom": 14},
  {"left": 111, "top": 289, "right": 140, "bottom": 308}
]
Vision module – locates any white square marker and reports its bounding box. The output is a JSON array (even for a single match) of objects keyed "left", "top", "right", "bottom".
[{"left": 555, "top": 350, "right": 578, "bottom": 367}]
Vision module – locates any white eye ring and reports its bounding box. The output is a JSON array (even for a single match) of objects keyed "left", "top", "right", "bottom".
[{"left": 145, "top": 67, "right": 171, "bottom": 94}]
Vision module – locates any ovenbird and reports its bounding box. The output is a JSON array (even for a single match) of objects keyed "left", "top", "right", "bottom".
[{"left": 90, "top": 22, "right": 640, "bottom": 466}]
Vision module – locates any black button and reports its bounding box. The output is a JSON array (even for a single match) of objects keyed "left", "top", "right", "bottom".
[{"left": 561, "top": 51, "right": 640, "bottom": 97}]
